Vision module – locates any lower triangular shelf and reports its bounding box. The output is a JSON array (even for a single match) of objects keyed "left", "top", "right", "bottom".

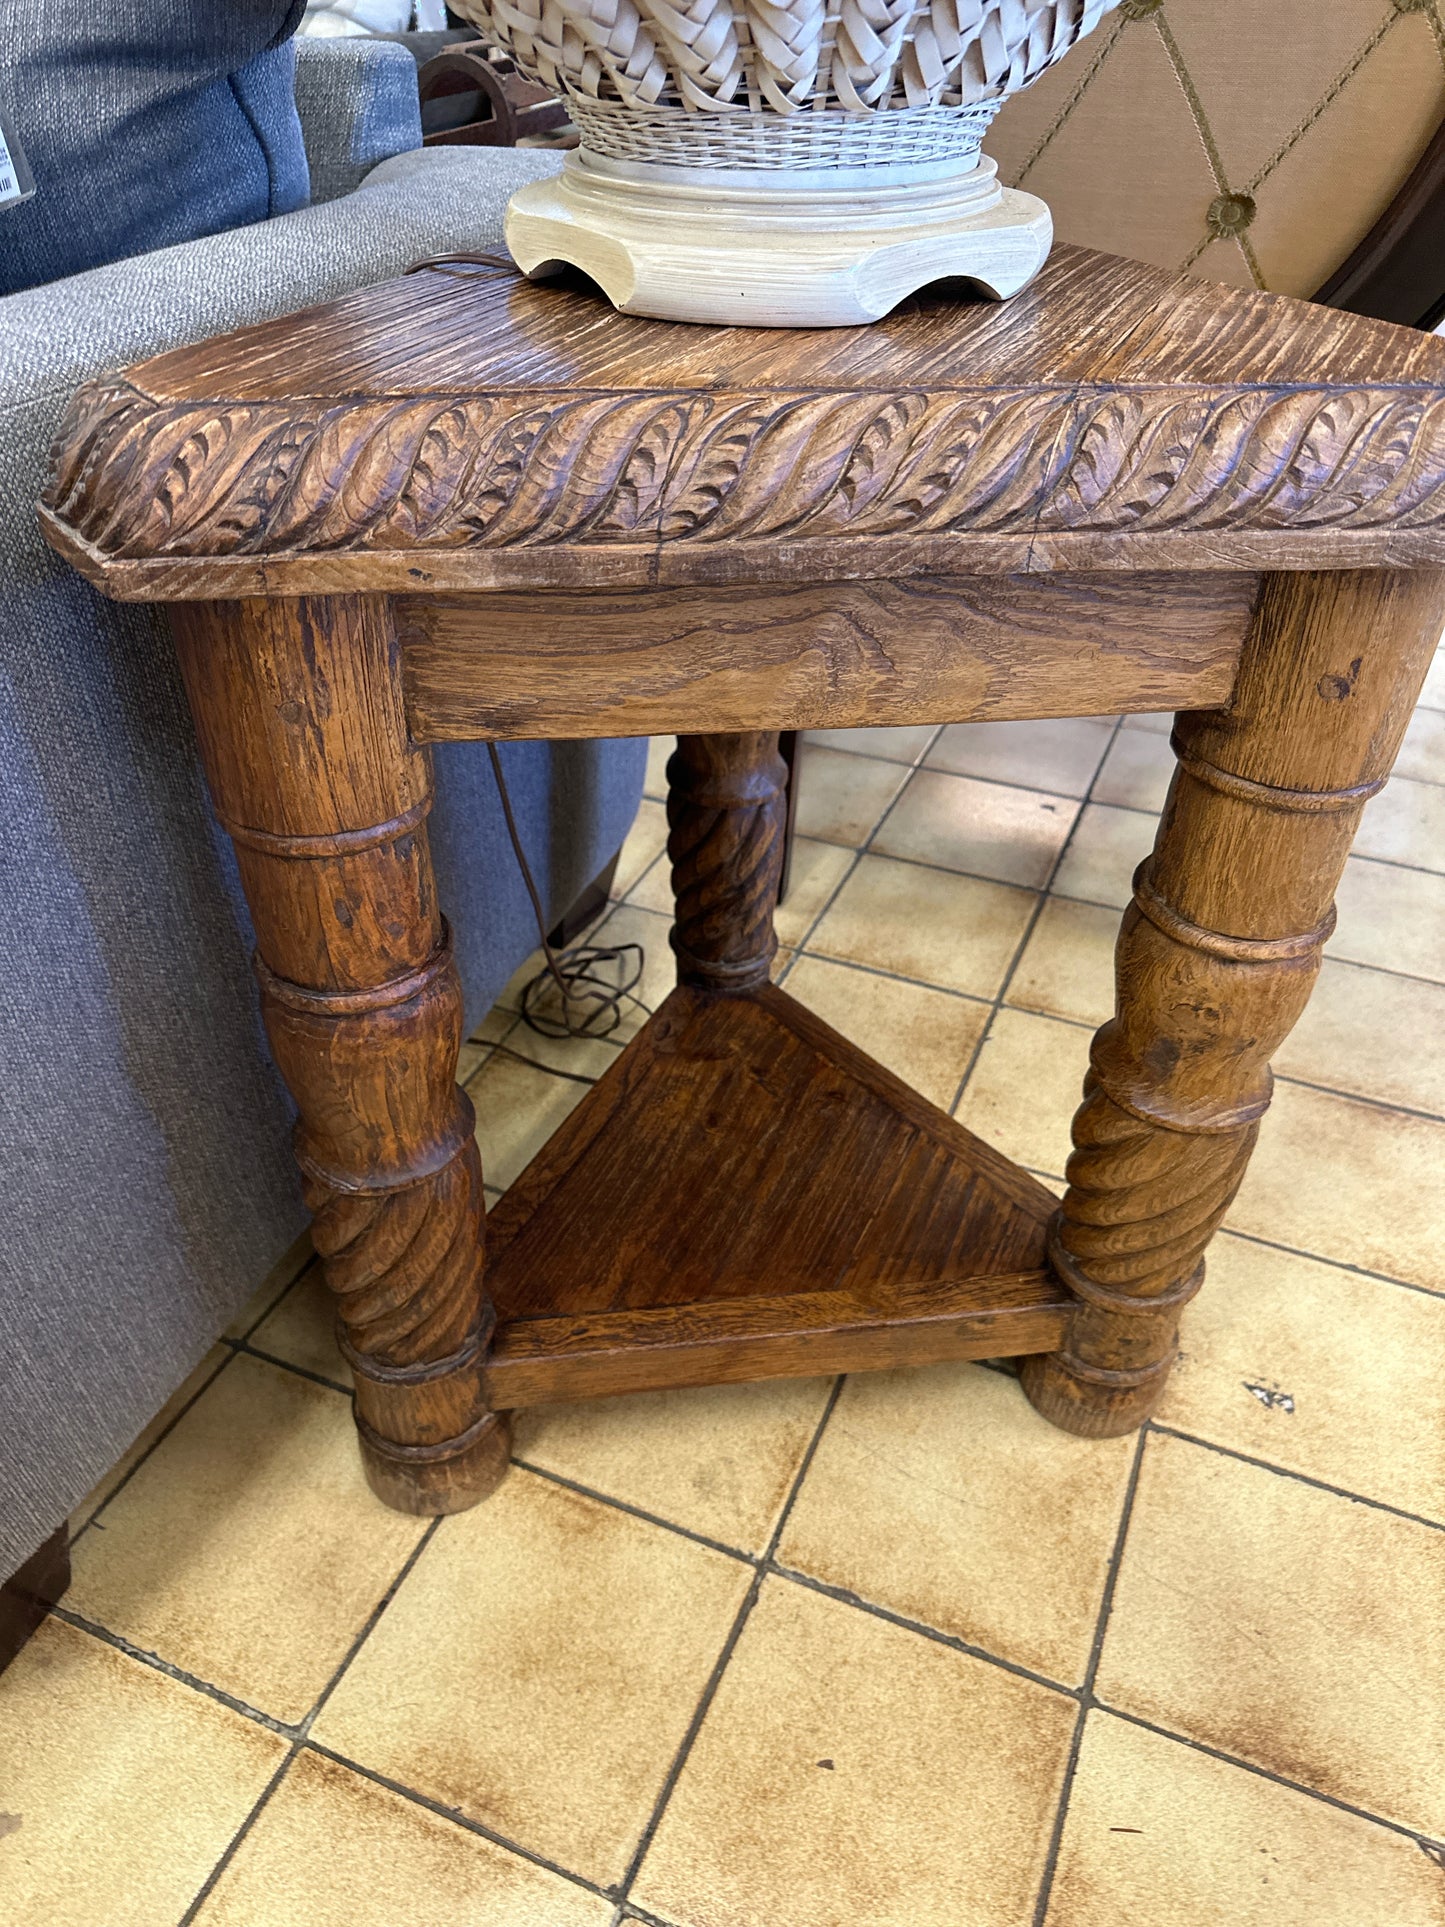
[{"left": 482, "top": 983, "right": 1070, "bottom": 1407}]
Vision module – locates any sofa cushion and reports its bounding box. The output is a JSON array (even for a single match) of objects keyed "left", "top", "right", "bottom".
[{"left": 0, "top": 1, "right": 310, "bottom": 295}]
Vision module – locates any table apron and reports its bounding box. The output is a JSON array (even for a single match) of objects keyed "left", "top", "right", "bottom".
[{"left": 396, "top": 571, "right": 1258, "bottom": 742}]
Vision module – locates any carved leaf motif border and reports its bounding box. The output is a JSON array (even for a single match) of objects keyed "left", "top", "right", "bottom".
[{"left": 45, "top": 375, "right": 1445, "bottom": 560}]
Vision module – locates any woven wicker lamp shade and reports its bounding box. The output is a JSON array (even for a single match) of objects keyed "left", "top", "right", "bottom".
[{"left": 452, "top": 0, "right": 1127, "bottom": 322}]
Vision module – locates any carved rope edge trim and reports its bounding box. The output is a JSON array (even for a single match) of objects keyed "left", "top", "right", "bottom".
[{"left": 43, "top": 374, "right": 1445, "bottom": 560}]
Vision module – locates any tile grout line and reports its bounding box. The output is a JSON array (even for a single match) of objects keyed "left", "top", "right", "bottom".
[
  {"left": 788, "top": 720, "right": 1067, "bottom": 1104},
  {"left": 790, "top": 926, "right": 1445, "bottom": 1130},
  {"left": 300, "top": 1741, "right": 622, "bottom": 1905},
  {"left": 68, "top": 1347, "right": 241, "bottom": 1554},
  {"left": 1210, "top": 1223, "right": 1445, "bottom": 1303},
  {"left": 946, "top": 715, "right": 1128, "bottom": 1119},
  {"left": 774, "top": 727, "right": 950, "bottom": 980},
  {"left": 54, "top": 1381, "right": 1445, "bottom": 1907},
  {"left": 1092, "top": 1703, "right": 1445, "bottom": 1854},
  {"left": 511, "top": 1457, "right": 762, "bottom": 1568},
  {"left": 610, "top": 1375, "right": 848, "bottom": 1908},
  {"left": 49, "top": 1605, "right": 297, "bottom": 1738},
  {"left": 58, "top": 1469, "right": 1445, "bottom": 1916},
  {"left": 766, "top": 1563, "right": 1073, "bottom": 1699},
  {"left": 1029, "top": 1422, "right": 1149, "bottom": 1927},
  {"left": 70, "top": 1242, "right": 317, "bottom": 1551},
  {"left": 224, "top": 1337, "right": 352, "bottom": 1398},
  {"left": 783, "top": 945, "right": 1006, "bottom": 1009},
  {"left": 617, "top": 1904, "right": 688, "bottom": 1927},
  {"left": 1147, "top": 1423, "right": 1445, "bottom": 1536},
  {"left": 173, "top": 1515, "right": 447, "bottom": 1924}
]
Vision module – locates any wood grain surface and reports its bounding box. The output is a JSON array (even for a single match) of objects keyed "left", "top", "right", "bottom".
[
  {"left": 40, "top": 247, "right": 1445, "bottom": 597},
  {"left": 398, "top": 572, "right": 1256, "bottom": 740},
  {"left": 1021, "top": 566, "right": 1445, "bottom": 1437},
  {"left": 484, "top": 1275, "right": 1070, "bottom": 1408},
  {"left": 480, "top": 983, "right": 1060, "bottom": 1404},
  {"left": 171, "top": 595, "right": 511, "bottom": 1515}
]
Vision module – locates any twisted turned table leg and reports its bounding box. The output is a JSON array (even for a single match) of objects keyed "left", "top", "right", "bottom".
[
  {"left": 171, "top": 595, "right": 508, "bottom": 1514},
  {"left": 1023, "top": 569, "right": 1445, "bottom": 1438},
  {"left": 667, "top": 733, "right": 789, "bottom": 991}
]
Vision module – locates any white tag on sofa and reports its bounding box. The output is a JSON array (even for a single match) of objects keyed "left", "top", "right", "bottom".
[{"left": 0, "top": 109, "right": 36, "bottom": 209}]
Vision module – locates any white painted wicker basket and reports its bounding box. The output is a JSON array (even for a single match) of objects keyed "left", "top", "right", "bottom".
[
  {"left": 453, "top": 0, "right": 1125, "bottom": 322},
  {"left": 455, "top": 0, "right": 1117, "bottom": 143}
]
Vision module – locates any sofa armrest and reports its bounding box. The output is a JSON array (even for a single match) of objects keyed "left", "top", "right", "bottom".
[
  {"left": 293, "top": 37, "right": 424, "bottom": 204},
  {"left": 1, "top": 146, "right": 563, "bottom": 419}
]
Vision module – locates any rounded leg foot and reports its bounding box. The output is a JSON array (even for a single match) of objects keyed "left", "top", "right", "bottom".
[
  {"left": 357, "top": 1408, "right": 513, "bottom": 1516},
  {"left": 1019, "top": 1350, "right": 1170, "bottom": 1440}
]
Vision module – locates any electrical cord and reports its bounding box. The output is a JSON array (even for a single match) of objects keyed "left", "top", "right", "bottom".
[{"left": 484, "top": 742, "right": 652, "bottom": 1048}]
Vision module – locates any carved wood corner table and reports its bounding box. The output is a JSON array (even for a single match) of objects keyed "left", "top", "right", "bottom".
[{"left": 41, "top": 249, "right": 1445, "bottom": 1517}]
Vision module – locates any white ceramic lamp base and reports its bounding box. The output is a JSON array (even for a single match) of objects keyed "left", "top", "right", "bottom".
[{"left": 505, "top": 152, "right": 1053, "bottom": 328}]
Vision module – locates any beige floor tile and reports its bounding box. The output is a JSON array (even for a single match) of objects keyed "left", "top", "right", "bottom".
[
  {"left": 468, "top": 1050, "right": 595, "bottom": 1192},
  {"left": 644, "top": 734, "right": 674, "bottom": 799},
  {"left": 1121, "top": 710, "right": 1173, "bottom": 734},
  {"left": 482, "top": 1021, "right": 624, "bottom": 1082},
  {"left": 778, "top": 1363, "right": 1134, "bottom": 1685},
  {"left": 772, "top": 836, "right": 856, "bottom": 947},
  {"left": 926, "top": 717, "right": 1116, "bottom": 798},
  {"left": 1331, "top": 855, "right": 1445, "bottom": 985},
  {"left": 793, "top": 744, "right": 911, "bottom": 847},
  {"left": 223, "top": 1231, "right": 314, "bottom": 1339},
  {"left": 1051, "top": 803, "right": 1157, "bottom": 909},
  {"left": 1005, "top": 896, "right": 1118, "bottom": 1027},
  {"left": 1420, "top": 647, "right": 1445, "bottom": 711},
  {"left": 954, "top": 1007, "right": 1090, "bottom": 1178},
  {"left": 456, "top": 1035, "right": 492, "bottom": 1086},
  {"left": 1274, "top": 957, "right": 1445, "bottom": 1116},
  {"left": 311, "top": 1468, "right": 751, "bottom": 1887},
  {"left": 1228, "top": 1078, "right": 1445, "bottom": 1292},
  {"left": 460, "top": 1007, "right": 521, "bottom": 1089},
  {"left": 633, "top": 1577, "right": 1076, "bottom": 1927},
  {"left": 874, "top": 767, "right": 1080, "bottom": 889},
  {"left": 249, "top": 1269, "right": 350, "bottom": 1388},
  {"left": 1090, "top": 727, "right": 1176, "bottom": 814},
  {"left": 591, "top": 899, "right": 683, "bottom": 1031},
  {"left": 1160, "top": 1233, "right": 1445, "bottom": 1525},
  {"left": 70, "top": 1344, "right": 232, "bottom": 1535},
  {"left": 493, "top": 947, "right": 546, "bottom": 1014},
  {"left": 1353, "top": 774, "right": 1445, "bottom": 873},
  {"left": 1096, "top": 1432, "right": 1445, "bottom": 1838},
  {"left": 804, "top": 724, "right": 938, "bottom": 765},
  {"left": 194, "top": 1749, "right": 611, "bottom": 1927},
  {"left": 68, "top": 1355, "right": 427, "bottom": 1722},
  {"left": 1394, "top": 702, "right": 1445, "bottom": 785},
  {"left": 612, "top": 797, "right": 669, "bottom": 898},
  {"left": 514, "top": 1375, "right": 834, "bottom": 1553},
  {"left": 0, "top": 1617, "right": 285, "bottom": 1927},
  {"left": 621, "top": 849, "right": 673, "bottom": 916},
  {"left": 1046, "top": 1710, "right": 1445, "bottom": 1927},
  {"left": 784, "top": 956, "right": 990, "bottom": 1109},
  {"left": 806, "top": 853, "right": 1035, "bottom": 998}
]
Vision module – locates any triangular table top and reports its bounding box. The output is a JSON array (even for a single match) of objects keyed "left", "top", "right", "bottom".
[{"left": 40, "top": 245, "right": 1445, "bottom": 597}]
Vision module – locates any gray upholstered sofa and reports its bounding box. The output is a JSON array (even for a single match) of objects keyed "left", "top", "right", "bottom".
[{"left": 0, "top": 38, "right": 635, "bottom": 1579}]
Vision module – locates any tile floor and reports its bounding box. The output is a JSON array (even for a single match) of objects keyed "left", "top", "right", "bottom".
[{"left": 6, "top": 660, "right": 1445, "bottom": 1927}]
